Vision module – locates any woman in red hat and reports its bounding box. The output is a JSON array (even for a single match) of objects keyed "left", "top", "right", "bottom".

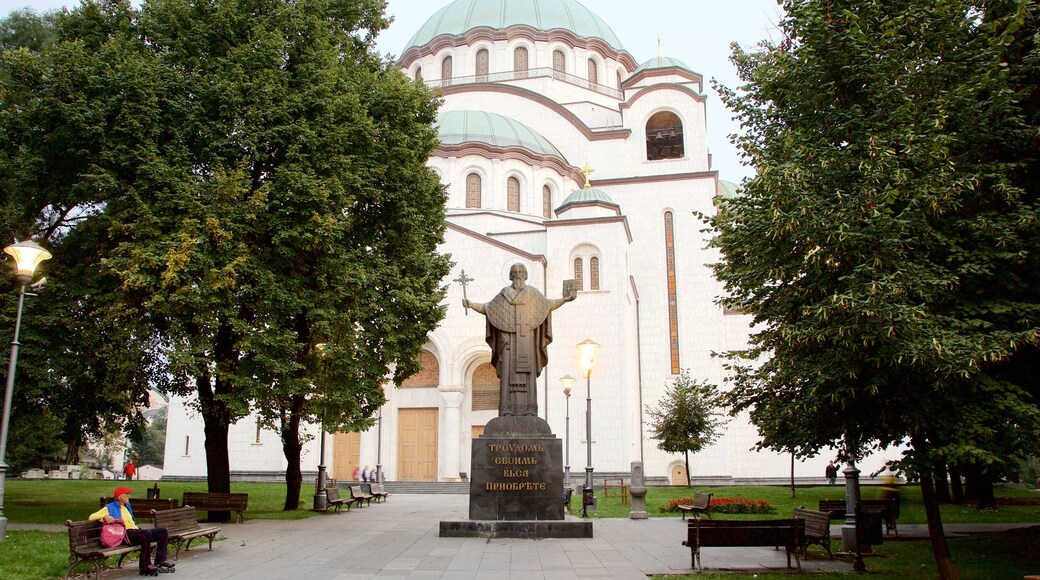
[{"left": 89, "top": 486, "right": 173, "bottom": 576}]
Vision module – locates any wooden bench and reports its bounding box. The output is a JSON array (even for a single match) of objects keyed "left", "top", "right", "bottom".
[
  {"left": 682, "top": 518, "right": 805, "bottom": 571},
  {"left": 349, "top": 485, "right": 373, "bottom": 507},
  {"left": 794, "top": 507, "right": 833, "bottom": 558},
  {"left": 152, "top": 505, "right": 221, "bottom": 560},
  {"left": 182, "top": 492, "right": 248, "bottom": 523},
  {"left": 323, "top": 487, "right": 351, "bottom": 513},
  {"left": 369, "top": 483, "right": 389, "bottom": 502},
  {"left": 563, "top": 487, "right": 573, "bottom": 515},
  {"left": 64, "top": 519, "right": 151, "bottom": 579},
  {"left": 677, "top": 491, "right": 712, "bottom": 519},
  {"left": 98, "top": 497, "right": 178, "bottom": 521},
  {"left": 819, "top": 497, "right": 899, "bottom": 536}
]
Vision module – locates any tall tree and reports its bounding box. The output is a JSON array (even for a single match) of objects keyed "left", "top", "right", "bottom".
[
  {"left": 645, "top": 370, "right": 725, "bottom": 488},
  {"left": 710, "top": 1, "right": 1040, "bottom": 577}
]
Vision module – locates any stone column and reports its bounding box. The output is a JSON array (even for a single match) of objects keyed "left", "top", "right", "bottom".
[
  {"left": 629, "top": 461, "right": 648, "bottom": 520},
  {"left": 441, "top": 390, "right": 465, "bottom": 481}
]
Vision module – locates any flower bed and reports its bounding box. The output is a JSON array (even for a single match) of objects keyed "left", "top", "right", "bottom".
[{"left": 660, "top": 497, "right": 776, "bottom": 515}]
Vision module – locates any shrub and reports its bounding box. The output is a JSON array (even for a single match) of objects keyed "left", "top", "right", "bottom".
[{"left": 659, "top": 496, "right": 776, "bottom": 514}]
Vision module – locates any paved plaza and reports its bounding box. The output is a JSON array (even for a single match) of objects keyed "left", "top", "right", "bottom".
[{"left": 49, "top": 493, "right": 863, "bottom": 579}]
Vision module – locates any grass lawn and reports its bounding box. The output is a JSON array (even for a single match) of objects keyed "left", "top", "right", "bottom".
[
  {"left": 585, "top": 482, "right": 1040, "bottom": 523},
  {"left": 4, "top": 478, "right": 318, "bottom": 524}
]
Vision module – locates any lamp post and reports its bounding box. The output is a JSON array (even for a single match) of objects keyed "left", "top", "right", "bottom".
[
  {"left": 577, "top": 339, "right": 599, "bottom": 518},
  {"left": 1, "top": 240, "right": 52, "bottom": 541},
  {"left": 312, "top": 344, "right": 328, "bottom": 512},
  {"left": 559, "top": 375, "right": 575, "bottom": 490},
  {"left": 375, "top": 404, "right": 383, "bottom": 484}
]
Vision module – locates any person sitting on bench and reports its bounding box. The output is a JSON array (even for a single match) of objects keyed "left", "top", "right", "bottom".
[{"left": 90, "top": 485, "right": 174, "bottom": 576}]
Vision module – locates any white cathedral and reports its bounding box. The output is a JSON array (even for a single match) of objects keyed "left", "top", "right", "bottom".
[{"left": 164, "top": 0, "right": 893, "bottom": 486}]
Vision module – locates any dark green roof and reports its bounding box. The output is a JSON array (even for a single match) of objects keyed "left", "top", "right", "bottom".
[
  {"left": 437, "top": 110, "right": 566, "bottom": 160},
  {"left": 406, "top": 0, "right": 626, "bottom": 52},
  {"left": 557, "top": 186, "right": 618, "bottom": 212}
]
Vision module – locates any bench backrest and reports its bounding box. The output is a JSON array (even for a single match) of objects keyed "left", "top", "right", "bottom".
[
  {"left": 819, "top": 498, "right": 898, "bottom": 519},
  {"left": 349, "top": 486, "right": 369, "bottom": 499},
  {"left": 692, "top": 492, "right": 712, "bottom": 509},
  {"left": 818, "top": 499, "right": 846, "bottom": 519},
  {"left": 152, "top": 506, "right": 202, "bottom": 533},
  {"left": 693, "top": 518, "right": 805, "bottom": 548},
  {"left": 793, "top": 507, "right": 831, "bottom": 537},
  {"left": 99, "top": 497, "right": 179, "bottom": 517},
  {"left": 66, "top": 520, "right": 104, "bottom": 553},
  {"left": 182, "top": 492, "right": 249, "bottom": 510},
  {"left": 326, "top": 487, "right": 342, "bottom": 502}
]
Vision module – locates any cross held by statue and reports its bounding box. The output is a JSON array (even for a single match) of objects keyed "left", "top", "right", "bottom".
[{"left": 454, "top": 270, "right": 474, "bottom": 315}]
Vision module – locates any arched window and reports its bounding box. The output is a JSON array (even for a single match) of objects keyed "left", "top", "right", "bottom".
[
  {"left": 401, "top": 350, "right": 439, "bottom": 388},
  {"left": 465, "top": 173, "right": 481, "bottom": 208},
  {"left": 573, "top": 258, "right": 584, "bottom": 291},
  {"left": 616, "top": 70, "right": 623, "bottom": 90},
  {"left": 441, "top": 55, "right": 453, "bottom": 83},
  {"left": 471, "top": 362, "right": 499, "bottom": 411},
  {"left": 587, "top": 58, "right": 598, "bottom": 85},
  {"left": 476, "top": 48, "right": 489, "bottom": 81},
  {"left": 514, "top": 46, "right": 529, "bottom": 78},
  {"left": 414, "top": 66, "right": 423, "bottom": 82},
  {"left": 542, "top": 185, "right": 552, "bottom": 219},
  {"left": 590, "top": 257, "right": 600, "bottom": 290},
  {"left": 507, "top": 177, "right": 520, "bottom": 212},
  {"left": 646, "top": 111, "right": 685, "bottom": 160},
  {"left": 552, "top": 49, "right": 566, "bottom": 76}
]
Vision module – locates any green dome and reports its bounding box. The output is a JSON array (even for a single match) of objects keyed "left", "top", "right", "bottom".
[
  {"left": 716, "top": 179, "right": 742, "bottom": 200},
  {"left": 437, "top": 110, "right": 566, "bottom": 160},
  {"left": 557, "top": 186, "right": 618, "bottom": 212},
  {"left": 406, "top": 0, "right": 626, "bottom": 52},
  {"left": 632, "top": 56, "right": 696, "bottom": 76}
]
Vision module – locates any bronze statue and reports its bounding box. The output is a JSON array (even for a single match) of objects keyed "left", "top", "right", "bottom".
[{"left": 463, "top": 264, "right": 576, "bottom": 416}]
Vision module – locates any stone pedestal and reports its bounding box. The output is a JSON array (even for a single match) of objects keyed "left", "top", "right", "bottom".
[
  {"left": 469, "top": 416, "right": 563, "bottom": 520},
  {"left": 629, "top": 461, "right": 648, "bottom": 520},
  {"left": 440, "top": 416, "right": 591, "bottom": 538}
]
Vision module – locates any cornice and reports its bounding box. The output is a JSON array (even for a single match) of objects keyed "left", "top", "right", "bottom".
[{"left": 445, "top": 222, "right": 548, "bottom": 266}]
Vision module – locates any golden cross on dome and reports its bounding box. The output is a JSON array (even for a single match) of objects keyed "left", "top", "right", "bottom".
[
  {"left": 658, "top": 35, "right": 663, "bottom": 58},
  {"left": 582, "top": 163, "right": 595, "bottom": 189}
]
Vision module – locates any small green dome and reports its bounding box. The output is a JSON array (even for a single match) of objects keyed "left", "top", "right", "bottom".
[
  {"left": 437, "top": 110, "right": 566, "bottom": 160},
  {"left": 557, "top": 187, "right": 618, "bottom": 212},
  {"left": 406, "top": 0, "right": 626, "bottom": 52},
  {"left": 632, "top": 56, "right": 696, "bottom": 76},
  {"left": 716, "top": 179, "right": 742, "bottom": 200}
]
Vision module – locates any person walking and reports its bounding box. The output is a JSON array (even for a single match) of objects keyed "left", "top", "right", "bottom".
[
  {"left": 825, "top": 461, "right": 838, "bottom": 485},
  {"left": 89, "top": 486, "right": 173, "bottom": 576},
  {"left": 122, "top": 459, "right": 136, "bottom": 481}
]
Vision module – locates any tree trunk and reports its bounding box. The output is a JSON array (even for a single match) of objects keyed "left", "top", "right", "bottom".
[
  {"left": 949, "top": 465, "right": 964, "bottom": 504},
  {"left": 934, "top": 465, "right": 951, "bottom": 503},
  {"left": 790, "top": 453, "right": 796, "bottom": 498},
  {"left": 198, "top": 319, "right": 237, "bottom": 522},
  {"left": 684, "top": 450, "right": 691, "bottom": 488},
  {"left": 281, "top": 395, "right": 305, "bottom": 510},
  {"left": 64, "top": 441, "right": 80, "bottom": 465},
  {"left": 975, "top": 473, "right": 996, "bottom": 510},
  {"left": 964, "top": 468, "right": 979, "bottom": 500},
  {"left": 917, "top": 454, "right": 960, "bottom": 579}
]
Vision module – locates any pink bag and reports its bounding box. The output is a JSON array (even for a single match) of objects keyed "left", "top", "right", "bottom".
[{"left": 100, "top": 519, "right": 129, "bottom": 548}]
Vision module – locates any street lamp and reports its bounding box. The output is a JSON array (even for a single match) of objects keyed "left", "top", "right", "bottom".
[
  {"left": 1, "top": 240, "right": 52, "bottom": 541},
  {"left": 559, "top": 375, "right": 575, "bottom": 490},
  {"left": 375, "top": 404, "right": 383, "bottom": 484},
  {"left": 312, "top": 344, "right": 329, "bottom": 512},
  {"left": 577, "top": 339, "right": 599, "bottom": 518}
]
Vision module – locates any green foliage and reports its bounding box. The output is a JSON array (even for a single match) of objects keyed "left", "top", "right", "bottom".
[
  {"left": 129, "top": 406, "right": 167, "bottom": 467},
  {"left": 0, "top": 0, "right": 448, "bottom": 505},
  {"left": 711, "top": 0, "right": 1040, "bottom": 479},
  {"left": 0, "top": 7, "right": 59, "bottom": 53},
  {"left": 645, "top": 370, "right": 725, "bottom": 480}
]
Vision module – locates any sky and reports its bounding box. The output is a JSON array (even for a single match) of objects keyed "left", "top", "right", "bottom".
[{"left": 0, "top": 0, "right": 785, "bottom": 183}]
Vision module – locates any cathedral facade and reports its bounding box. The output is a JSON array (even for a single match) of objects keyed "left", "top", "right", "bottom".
[{"left": 164, "top": 0, "right": 892, "bottom": 485}]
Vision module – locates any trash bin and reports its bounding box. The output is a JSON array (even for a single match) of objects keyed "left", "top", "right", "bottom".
[
  {"left": 147, "top": 483, "right": 160, "bottom": 499},
  {"left": 857, "top": 509, "right": 884, "bottom": 548}
]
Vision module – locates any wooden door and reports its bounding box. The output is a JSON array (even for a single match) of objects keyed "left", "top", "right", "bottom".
[
  {"left": 397, "top": 408, "right": 438, "bottom": 481},
  {"left": 671, "top": 464, "right": 689, "bottom": 486},
  {"left": 332, "top": 432, "right": 360, "bottom": 481},
  {"left": 471, "top": 425, "right": 485, "bottom": 439}
]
